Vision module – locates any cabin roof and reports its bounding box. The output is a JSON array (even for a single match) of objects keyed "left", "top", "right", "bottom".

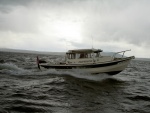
[{"left": 66, "top": 49, "right": 103, "bottom": 54}]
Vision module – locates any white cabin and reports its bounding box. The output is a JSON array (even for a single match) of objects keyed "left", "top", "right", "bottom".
[{"left": 65, "top": 49, "right": 113, "bottom": 64}]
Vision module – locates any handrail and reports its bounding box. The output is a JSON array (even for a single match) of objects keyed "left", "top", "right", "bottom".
[{"left": 112, "top": 49, "right": 131, "bottom": 60}]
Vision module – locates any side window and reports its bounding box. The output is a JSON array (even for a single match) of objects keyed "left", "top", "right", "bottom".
[
  {"left": 76, "top": 54, "right": 80, "bottom": 59},
  {"left": 93, "top": 52, "right": 100, "bottom": 57},
  {"left": 80, "top": 53, "right": 84, "bottom": 58},
  {"left": 96, "top": 52, "right": 100, "bottom": 57},
  {"left": 87, "top": 53, "right": 92, "bottom": 58},
  {"left": 79, "top": 53, "right": 88, "bottom": 58},
  {"left": 67, "top": 54, "right": 70, "bottom": 59},
  {"left": 67, "top": 54, "right": 75, "bottom": 59},
  {"left": 72, "top": 54, "right": 75, "bottom": 59}
]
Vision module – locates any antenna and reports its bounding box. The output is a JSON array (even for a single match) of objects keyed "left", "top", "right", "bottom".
[
  {"left": 65, "top": 39, "right": 68, "bottom": 51},
  {"left": 65, "top": 40, "right": 67, "bottom": 51},
  {"left": 91, "top": 36, "right": 94, "bottom": 49}
]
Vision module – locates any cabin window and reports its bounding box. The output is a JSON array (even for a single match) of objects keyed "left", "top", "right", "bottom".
[
  {"left": 92, "top": 52, "right": 100, "bottom": 57},
  {"left": 67, "top": 53, "right": 75, "bottom": 59},
  {"left": 67, "top": 52, "right": 99, "bottom": 59},
  {"left": 94, "top": 52, "right": 100, "bottom": 57},
  {"left": 96, "top": 52, "right": 100, "bottom": 57},
  {"left": 88, "top": 53, "right": 92, "bottom": 58},
  {"left": 79, "top": 53, "right": 92, "bottom": 58},
  {"left": 80, "top": 53, "right": 84, "bottom": 58},
  {"left": 79, "top": 53, "right": 88, "bottom": 58},
  {"left": 72, "top": 54, "right": 75, "bottom": 59}
]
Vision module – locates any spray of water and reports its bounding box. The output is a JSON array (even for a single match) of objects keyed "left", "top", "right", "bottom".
[
  {"left": 0, "top": 63, "right": 112, "bottom": 81},
  {"left": 0, "top": 63, "right": 31, "bottom": 75},
  {"left": 60, "top": 70, "right": 111, "bottom": 81}
]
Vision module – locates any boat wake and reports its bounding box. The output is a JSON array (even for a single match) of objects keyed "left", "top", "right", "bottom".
[
  {"left": 0, "top": 63, "right": 112, "bottom": 81},
  {"left": 60, "top": 70, "right": 111, "bottom": 81},
  {"left": 0, "top": 63, "right": 30, "bottom": 75}
]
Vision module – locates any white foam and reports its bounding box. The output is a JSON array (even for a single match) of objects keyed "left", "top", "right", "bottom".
[
  {"left": 62, "top": 71, "right": 111, "bottom": 81},
  {"left": 0, "top": 63, "right": 111, "bottom": 81},
  {"left": 37, "top": 69, "right": 111, "bottom": 81},
  {"left": 0, "top": 63, "right": 30, "bottom": 75}
]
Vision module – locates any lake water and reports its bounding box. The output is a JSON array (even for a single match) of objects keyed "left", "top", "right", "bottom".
[{"left": 0, "top": 52, "right": 150, "bottom": 113}]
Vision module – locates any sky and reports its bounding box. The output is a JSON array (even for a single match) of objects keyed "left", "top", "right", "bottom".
[{"left": 0, "top": 0, "right": 150, "bottom": 58}]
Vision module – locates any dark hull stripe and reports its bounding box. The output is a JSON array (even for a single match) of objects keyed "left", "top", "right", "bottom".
[
  {"left": 106, "top": 71, "right": 122, "bottom": 75},
  {"left": 40, "top": 57, "right": 133, "bottom": 69}
]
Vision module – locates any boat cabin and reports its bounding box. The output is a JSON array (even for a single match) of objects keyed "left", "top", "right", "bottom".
[
  {"left": 65, "top": 49, "right": 113, "bottom": 64},
  {"left": 66, "top": 49, "right": 102, "bottom": 58}
]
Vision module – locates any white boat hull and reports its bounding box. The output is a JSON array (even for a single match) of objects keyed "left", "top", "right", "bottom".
[
  {"left": 40, "top": 56, "right": 134, "bottom": 75},
  {"left": 79, "top": 59, "right": 130, "bottom": 74}
]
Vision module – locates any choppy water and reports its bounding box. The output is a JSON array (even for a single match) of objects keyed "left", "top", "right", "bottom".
[{"left": 0, "top": 51, "right": 150, "bottom": 113}]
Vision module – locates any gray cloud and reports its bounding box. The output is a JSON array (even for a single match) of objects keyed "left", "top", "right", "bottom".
[
  {"left": 80, "top": 0, "right": 150, "bottom": 47},
  {"left": 0, "top": 1, "right": 39, "bottom": 33},
  {"left": 0, "top": 0, "right": 150, "bottom": 57},
  {"left": 0, "top": 0, "right": 30, "bottom": 6}
]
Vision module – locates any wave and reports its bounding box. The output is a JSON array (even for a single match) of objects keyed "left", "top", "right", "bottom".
[
  {"left": 61, "top": 71, "right": 111, "bottom": 81},
  {"left": 0, "top": 62, "right": 113, "bottom": 81},
  {"left": 127, "top": 95, "right": 150, "bottom": 101},
  {"left": 0, "top": 63, "right": 31, "bottom": 75},
  {"left": 0, "top": 63, "right": 23, "bottom": 71}
]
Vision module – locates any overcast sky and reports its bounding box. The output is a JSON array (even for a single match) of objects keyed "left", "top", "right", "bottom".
[{"left": 0, "top": 0, "right": 150, "bottom": 58}]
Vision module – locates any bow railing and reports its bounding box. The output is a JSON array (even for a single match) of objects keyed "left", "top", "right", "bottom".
[{"left": 112, "top": 49, "right": 131, "bottom": 60}]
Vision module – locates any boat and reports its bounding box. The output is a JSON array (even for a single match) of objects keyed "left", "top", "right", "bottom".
[{"left": 37, "top": 48, "right": 135, "bottom": 75}]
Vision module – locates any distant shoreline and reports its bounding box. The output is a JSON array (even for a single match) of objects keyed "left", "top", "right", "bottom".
[
  {"left": 133, "top": 58, "right": 150, "bottom": 61},
  {"left": 0, "top": 48, "right": 65, "bottom": 56},
  {"left": 0, "top": 48, "right": 150, "bottom": 61}
]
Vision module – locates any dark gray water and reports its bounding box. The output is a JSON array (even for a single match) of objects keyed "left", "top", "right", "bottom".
[{"left": 0, "top": 52, "right": 150, "bottom": 113}]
